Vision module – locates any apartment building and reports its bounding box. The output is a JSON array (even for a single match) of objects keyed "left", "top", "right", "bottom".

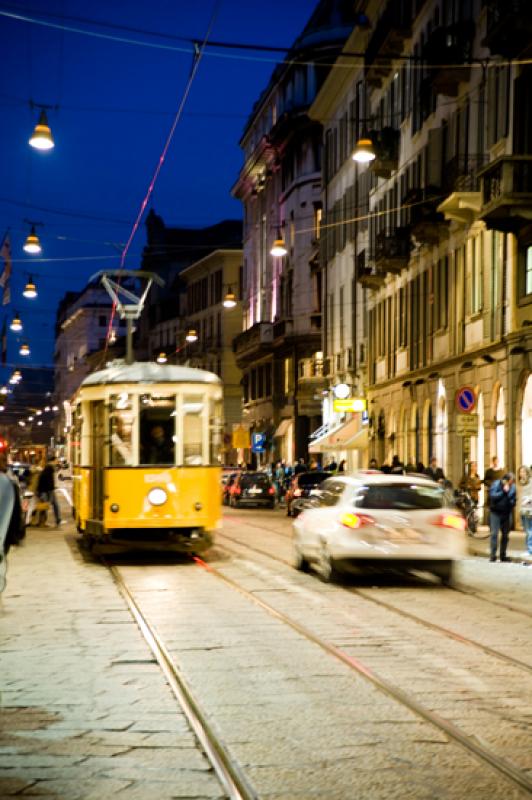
[
  {"left": 309, "top": 0, "right": 532, "bottom": 483},
  {"left": 232, "top": 0, "right": 359, "bottom": 465}
]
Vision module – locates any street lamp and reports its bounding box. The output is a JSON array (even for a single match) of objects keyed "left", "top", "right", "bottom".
[
  {"left": 23, "top": 277, "right": 37, "bottom": 299},
  {"left": 10, "top": 313, "right": 22, "bottom": 332},
  {"left": 23, "top": 224, "right": 42, "bottom": 255},
  {"left": 223, "top": 288, "right": 237, "bottom": 309},
  {"left": 270, "top": 228, "right": 287, "bottom": 257},
  {"left": 185, "top": 329, "right": 198, "bottom": 343},
  {"left": 29, "top": 109, "right": 55, "bottom": 151},
  {"left": 156, "top": 352, "right": 167, "bottom": 364},
  {"left": 19, "top": 342, "right": 30, "bottom": 356},
  {"left": 351, "top": 137, "right": 376, "bottom": 163}
]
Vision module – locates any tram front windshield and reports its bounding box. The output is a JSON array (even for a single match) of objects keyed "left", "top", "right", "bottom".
[{"left": 139, "top": 395, "right": 175, "bottom": 465}]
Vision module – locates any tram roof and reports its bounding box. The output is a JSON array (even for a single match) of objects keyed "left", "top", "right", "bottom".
[{"left": 81, "top": 361, "right": 222, "bottom": 388}]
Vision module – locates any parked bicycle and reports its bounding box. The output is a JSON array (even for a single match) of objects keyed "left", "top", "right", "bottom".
[{"left": 454, "top": 490, "right": 488, "bottom": 538}]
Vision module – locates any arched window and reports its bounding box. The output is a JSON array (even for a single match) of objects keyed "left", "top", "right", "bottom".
[
  {"left": 495, "top": 386, "right": 505, "bottom": 466},
  {"left": 436, "top": 396, "right": 447, "bottom": 474}
]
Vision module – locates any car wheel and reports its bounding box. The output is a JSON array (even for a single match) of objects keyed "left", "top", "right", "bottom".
[
  {"left": 294, "top": 545, "right": 310, "bottom": 573},
  {"left": 433, "top": 560, "right": 454, "bottom": 586},
  {"left": 317, "top": 542, "right": 341, "bottom": 583}
]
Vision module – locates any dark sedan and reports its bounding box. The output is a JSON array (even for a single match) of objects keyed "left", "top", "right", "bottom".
[
  {"left": 285, "top": 471, "right": 330, "bottom": 517},
  {"left": 229, "top": 472, "right": 276, "bottom": 509}
]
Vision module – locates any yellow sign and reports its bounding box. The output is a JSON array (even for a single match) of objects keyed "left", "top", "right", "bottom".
[
  {"left": 333, "top": 397, "right": 367, "bottom": 413},
  {"left": 455, "top": 414, "right": 478, "bottom": 437},
  {"left": 232, "top": 425, "right": 250, "bottom": 449}
]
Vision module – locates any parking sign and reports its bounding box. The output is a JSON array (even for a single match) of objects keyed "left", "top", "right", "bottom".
[{"left": 251, "top": 432, "right": 267, "bottom": 453}]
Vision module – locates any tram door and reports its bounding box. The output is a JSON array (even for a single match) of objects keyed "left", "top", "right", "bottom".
[{"left": 91, "top": 401, "right": 105, "bottom": 520}]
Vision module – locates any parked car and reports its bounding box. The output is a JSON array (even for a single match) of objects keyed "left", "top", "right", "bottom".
[
  {"left": 222, "top": 471, "right": 240, "bottom": 505},
  {"left": 229, "top": 472, "right": 276, "bottom": 509},
  {"left": 292, "top": 472, "right": 467, "bottom": 584},
  {"left": 285, "top": 471, "right": 330, "bottom": 517}
]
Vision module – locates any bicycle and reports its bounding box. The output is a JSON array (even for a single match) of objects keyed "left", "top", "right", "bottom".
[{"left": 454, "top": 490, "right": 489, "bottom": 539}]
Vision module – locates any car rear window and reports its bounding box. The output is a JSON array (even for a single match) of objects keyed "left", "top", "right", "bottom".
[
  {"left": 240, "top": 474, "right": 270, "bottom": 488},
  {"left": 298, "top": 472, "right": 329, "bottom": 486},
  {"left": 355, "top": 483, "right": 445, "bottom": 510}
]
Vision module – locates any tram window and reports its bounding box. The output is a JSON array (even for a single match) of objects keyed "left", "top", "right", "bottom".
[
  {"left": 139, "top": 394, "right": 176, "bottom": 465},
  {"left": 109, "top": 394, "right": 134, "bottom": 466},
  {"left": 209, "top": 397, "right": 223, "bottom": 465},
  {"left": 71, "top": 405, "right": 82, "bottom": 466},
  {"left": 183, "top": 395, "right": 204, "bottom": 465}
]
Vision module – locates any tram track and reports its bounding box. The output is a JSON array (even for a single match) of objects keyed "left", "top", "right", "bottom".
[
  {"left": 193, "top": 553, "right": 532, "bottom": 797},
  {"left": 105, "top": 560, "right": 258, "bottom": 800},
  {"left": 217, "top": 529, "right": 532, "bottom": 677}
]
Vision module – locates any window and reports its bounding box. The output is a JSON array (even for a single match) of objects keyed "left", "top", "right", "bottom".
[
  {"left": 139, "top": 395, "right": 176, "bottom": 465},
  {"left": 182, "top": 394, "right": 205, "bottom": 466},
  {"left": 209, "top": 396, "right": 223, "bottom": 465},
  {"left": 313, "top": 205, "right": 322, "bottom": 240},
  {"left": 354, "top": 484, "right": 445, "bottom": 510},
  {"left": 526, "top": 246, "right": 532, "bottom": 296},
  {"left": 109, "top": 393, "right": 134, "bottom": 466},
  {"left": 471, "top": 235, "right": 482, "bottom": 315}
]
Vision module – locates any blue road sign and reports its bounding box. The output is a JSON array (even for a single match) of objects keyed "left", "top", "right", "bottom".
[
  {"left": 455, "top": 386, "right": 476, "bottom": 414},
  {"left": 251, "top": 432, "right": 267, "bottom": 453}
]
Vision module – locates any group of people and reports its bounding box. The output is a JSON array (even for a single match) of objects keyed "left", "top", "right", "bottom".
[{"left": 266, "top": 457, "right": 346, "bottom": 500}]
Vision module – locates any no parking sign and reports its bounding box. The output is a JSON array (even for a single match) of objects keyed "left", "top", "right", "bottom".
[{"left": 455, "top": 386, "right": 476, "bottom": 414}]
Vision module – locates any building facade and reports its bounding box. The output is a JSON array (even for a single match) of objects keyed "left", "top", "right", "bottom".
[
  {"left": 309, "top": 0, "right": 532, "bottom": 486},
  {"left": 178, "top": 249, "right": 243, "bottom": 464},
  {"left": 232, "top": 0, "right": 359, "bottom": 466}
]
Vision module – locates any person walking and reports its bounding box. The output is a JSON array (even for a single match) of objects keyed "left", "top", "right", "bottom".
[
  {"left": 425, "top": 457, "right": 445, "bottom": 482},
  {"left": 519, "top": 469, "right": 532, "bottom": 559},
  {"left": 294, "top": 458, "right": 307, "bottom": 475},
  {"left": 489, "top": 472, "right": 516, "bottom": 562},
  {"left": 390, "top": 455, "right": 404, "bottom": 474},
  {"left": 459, "top": 461, "right": 482, "bottom": 503},
  {"left": 37, "top": 459, "right": 63, "bottom": 527}
]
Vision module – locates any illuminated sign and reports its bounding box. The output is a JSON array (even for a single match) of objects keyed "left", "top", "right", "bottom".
[{"left": 333, "top": 397, "right": 367, "bottom": 412}]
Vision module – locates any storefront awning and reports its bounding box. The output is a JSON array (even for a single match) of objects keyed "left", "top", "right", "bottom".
[
  {"left": 309, "top": 418, "right": 368, "bottom": 453},
  {"left": 274, "top": 419, "right": 292, "bottom": 437}
]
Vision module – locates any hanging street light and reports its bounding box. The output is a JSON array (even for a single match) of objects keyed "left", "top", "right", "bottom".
[
  {"left": 223, "top": 288, "right": 237, "bottom": 309},
  {"left": 351, "top": 136, "right": 376, "bottom": 163},
  {"left": 270, "top": 228, "right": 288, "bottom": 257},
  {"left": 109, "top": 329, "right": 117, "bottom": 344},
  {"left": 29, "top": 109, "right": 55, "bottom": 151},
  {"left": 23, "top": 225, "right": 42, "bottom": 255},
  {"left": 156, "top": 352, "right": 167, "bottom": 364},
  {"left": 19, "top": 342, "right": 30, "bottom": 356},
  {"left": 10, "top": 313, "right": 23, "bottom": 332},
  {"left": 23, "top": 277, "right": 37, "bottom": 299},
  {"left": 185, "top": 329, "right": 198, "bottom": 343}
]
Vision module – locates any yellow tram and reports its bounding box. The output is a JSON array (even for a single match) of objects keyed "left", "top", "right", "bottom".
[{"left": 70, "top": 361, "right": 223, "bottom": 552}]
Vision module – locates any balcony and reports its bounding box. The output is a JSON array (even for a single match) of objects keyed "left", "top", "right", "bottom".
[
  {"left": 365, "top": 0, "right": 413, "bottom": 87},
  {"left": 483, "top": 0, "right": 532, "bottom": 57},
  {"left": 375, "top": 227, "right": 411, "bottom": 273},
  {"left": 369, "top": 127, "right": 400, "bottom": 179},
  {"left": 404, "top": 188, "right": 448, "bottom": 245},
  {"left": 423, "top": 21, "right": 475, "bottom": 96},
  {"left": 355, "top": 250, "right": 386, "bottom": 290},
  {"left": 437, "top": 154, "right": 486, "bottom": 224},
  {"left": 478, "top": 156, "right": 532, "bottom": 234},
  {"left": 273, "top": 318, "right": 293, "bottom": 340},
  {"left": 232, "top": 321, "right": 273, "bottom": 366}
]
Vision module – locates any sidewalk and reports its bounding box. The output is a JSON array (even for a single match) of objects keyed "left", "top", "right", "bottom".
[
  {"left": 0, "top": 526, "right": 224, "bottom": 799},
  {"left": 466, "top": 525, "right": 532, "bottom": 564}
]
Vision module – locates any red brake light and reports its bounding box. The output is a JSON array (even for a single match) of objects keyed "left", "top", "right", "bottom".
[
  {"left": 233, "top": 486, "right": 241, "bottom": 495},
  {"left": 268, "top": 487, "right": 275, "bottom": 495},
  {"left": 433, "top": 513, "right": 466, "bottom": 531},
  {"left": 340, "top": 512, "right": 375, "bottom": 529}
]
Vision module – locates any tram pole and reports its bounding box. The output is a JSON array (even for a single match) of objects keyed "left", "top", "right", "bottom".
[{"left": 126, "top": 318, "right": 134, "bottom": 365}]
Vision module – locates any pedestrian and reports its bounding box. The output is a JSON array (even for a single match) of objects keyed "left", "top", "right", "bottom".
[
  {"left": 294, "top": 458, "right": 307, "bottom": 475},
  {"left": 0, "top": 456, "right": 25, "bottom": 593},
  {"left": 416, "top": 461, "right": 425, "bottom": 474},
  {"left": 326, "top": 458, "right": 338, "bottom": 472},
  {"left": 519, "top": 468, "right": 532, "bottom": 560},
  {"left": 369, "top": 458, "right": 379, "bottom": 470},
  {"left": 274, "top": 461, "right": 285, "bottom": 500},
  {"left": 338, "top": 459, "right": 346, "bottom": 473},
  {"left": 489, "top": 472, "right": 516, "bottom": 562},
  {"left": 459, "top": 461, "right": 482, "bottom": 504},
  {"left": 37, "top": 459, "right": 63, "bottom": 527},
  {"left": 483, "top": 455, "right": 504, "bottom": 523},
  {"left": 390, "top": 455, "right": 404, "bottom": 474},
  {"left": 425, "top": 456, "right": 445, "bottom": 482},
  {"left": 405, "top": 458, "right": 416, "bottom": 474}
]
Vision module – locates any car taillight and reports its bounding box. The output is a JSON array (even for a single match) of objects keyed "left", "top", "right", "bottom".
[
  {"left": 268, "top": 487, "right": 275, "bottom": 495},
  {"left": 294, "top": 488, "right": 302, "bottom": 497},
  {"left": 433, "top": 513, "right": 466, "bottom": 530},
  {"left": 233, "top": 486, "right": 241, "bottom": 495},
  {"left": 339, "top": 512, "right": 375, "bottom": 529}
]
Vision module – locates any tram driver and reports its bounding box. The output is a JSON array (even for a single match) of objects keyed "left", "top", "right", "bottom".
[{"left": 142, "top": 424, "right": 174, "bottom": 465}]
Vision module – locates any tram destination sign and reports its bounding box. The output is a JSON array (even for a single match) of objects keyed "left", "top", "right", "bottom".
[{"left": 456, "top": 413, "right": 479, "bottom": 437}]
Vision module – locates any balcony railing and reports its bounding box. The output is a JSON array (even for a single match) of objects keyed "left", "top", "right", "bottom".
[
  {"left": 479, "top": 156, "right": 532, "bottom": 233},
  {"left": 232, "top": 321, "right": 273, "bottom": 361},
  {"left": 375, "top": 227, "right": 411, "bottom": 273},
  {"left": 404, "top": 187, "right": 448, "bottom": 244},
  {"left": 355, "top": 250, "right": 386, "bottom": 290},
  {"left": 483, "top": 0, "right": 532, "bottom": 57},
  {"left": 444, "top": 154, "right": 487, "bottom": 193},
  {"left": 365, "top": 0, "right": 413, "bottom": 86},
  {"left": 298, "top": 358, "right": 325, "bottom": 381},
  {"left": 423, "top": 21, "right": 475, "bottom": 96}
]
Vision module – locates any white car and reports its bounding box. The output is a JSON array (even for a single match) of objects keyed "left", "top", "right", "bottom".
[{"left": 292, "top": 472, "right": 467, "bottom": 584}]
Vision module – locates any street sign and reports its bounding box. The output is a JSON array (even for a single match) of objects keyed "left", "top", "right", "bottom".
[
  {"left": 333, "top": 397, "right": 367, "bottom": 412},
  {"left": 455, "top": 385, "right": 476, "bottom": 414},
  {"left": 456, "top": 414, "right": 478, "bottom": 436},
  {"left": 251, "top": 432, "right": 267, "bottom": 453}
]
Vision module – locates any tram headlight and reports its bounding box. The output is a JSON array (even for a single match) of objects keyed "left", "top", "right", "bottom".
[{"left": 147, "top": 487, "right": 168, "bottom": 507}]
